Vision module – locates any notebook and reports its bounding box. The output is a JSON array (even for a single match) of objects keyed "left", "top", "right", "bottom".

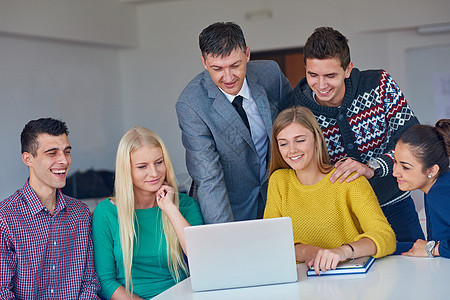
[
  {"left": 306, "top": 256, "right": 375, "bottom": 276},
  {"left": 184, "top": 217, "right": 298, "bottom": 292}
]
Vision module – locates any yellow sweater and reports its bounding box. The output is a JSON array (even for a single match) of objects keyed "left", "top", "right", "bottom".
[{"left": 264, "top": 169, "right": 396, "bottom": 258}]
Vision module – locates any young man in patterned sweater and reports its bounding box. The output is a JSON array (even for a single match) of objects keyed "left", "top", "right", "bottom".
[{"left": 292, "top": 27, "right": 424, "bottom": 244}]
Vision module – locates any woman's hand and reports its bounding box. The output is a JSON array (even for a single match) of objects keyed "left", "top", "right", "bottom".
[
  {"left": 296, "top": 244, "right": 321, "bottom": 265},
  {"left": 310, "top": 247, "right": 349, "bottom": 276},
  {"left": 155, "top": 184, "right": 190, "bottom": 254},
  {"left": 401, "top": 239, "right": 428, "bottom": 257},
  {"left": 300, "top": 238, "right": 376, "bottom": 276},
  {"left": 297, "top": 244, "right": 348, "bottom": 276},
  {"left": 156, "top": 184, "right": 176, "bottom": 212}
]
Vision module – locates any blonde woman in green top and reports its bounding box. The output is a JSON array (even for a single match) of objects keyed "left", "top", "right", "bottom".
[{"left": 92, "top": 127, "right": 203, "bottom": 299}]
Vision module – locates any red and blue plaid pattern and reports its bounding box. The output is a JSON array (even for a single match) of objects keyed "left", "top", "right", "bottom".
[{"left": 0, "top": 181, "right": 100, "bottom": 299}]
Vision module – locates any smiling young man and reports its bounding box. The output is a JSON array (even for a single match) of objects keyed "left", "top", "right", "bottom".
[
  {"left": 0, "top": 118, "right": 100, "bottom": 299},
  {"left": 292, "top": 27, "right": 424, "bottom": 243},
  {"left": 176, "top": 22, "right": 292, "bottom": 224}
]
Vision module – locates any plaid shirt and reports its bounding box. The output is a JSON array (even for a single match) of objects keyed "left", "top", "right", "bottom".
[{"left": 0, "top": 181, "right": 100, "bottom": 299}]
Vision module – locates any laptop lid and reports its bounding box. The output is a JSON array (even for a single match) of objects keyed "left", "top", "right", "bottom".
[{"left": 184, "top": 217, "right": 298, "bottom": 292}]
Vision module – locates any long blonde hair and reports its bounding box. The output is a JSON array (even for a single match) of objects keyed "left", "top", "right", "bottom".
[
  {"left": 114, "top": 127, "right": 188, "bottom": 295},
  {"left": 269, "top": 106, "right": 333, "bottom": 176}
]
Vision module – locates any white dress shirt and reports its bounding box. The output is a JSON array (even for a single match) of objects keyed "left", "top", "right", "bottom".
[{"left": 220, "top": 78, "right": 269, "bottom": 181}]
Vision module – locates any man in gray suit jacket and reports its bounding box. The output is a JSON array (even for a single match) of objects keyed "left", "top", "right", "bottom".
[{"left": 176, "top": 22, "right": 292, "bottom": 223}]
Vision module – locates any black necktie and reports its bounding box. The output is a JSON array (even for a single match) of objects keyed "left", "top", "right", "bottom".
[{"left": 232, "top": 96, "right": 251, "bottom": 132}]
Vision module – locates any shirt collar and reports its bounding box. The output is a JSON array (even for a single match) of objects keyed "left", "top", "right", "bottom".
[
  {"left": 219, "top": 78, "right": 250, "bottom": 103},
  {"left": 21, "top": 180, "right": 67, "bottom": 215}
]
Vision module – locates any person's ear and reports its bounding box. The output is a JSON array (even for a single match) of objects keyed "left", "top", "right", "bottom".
[
  {"left": 345, "top": 62, "right": 353, "bottom": 78},
  {"left": 201, "top": 55, "right": 208, "bottom": 70},
  {"left": 245, "top": 46, "right": 251, "bottom": 62},
  {"left": 22, "top": 152, "right": 33, "bottom": 167},
  {"left": 427, "top": 164, "right": 440, "bottom": 179}
]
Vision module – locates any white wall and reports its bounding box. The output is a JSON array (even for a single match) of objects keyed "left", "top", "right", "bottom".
[
  {"left": 406, "top": 43, "right": 450, "bottom": 125},
  {"left": 0, "top": 0, "right": 137, "bottom": 47},
  {"left": 0, "top": 33, "right": 125, "bottom": 200},
  {"left": 0, "top": 0, "right": 137, "bottom": 199}
]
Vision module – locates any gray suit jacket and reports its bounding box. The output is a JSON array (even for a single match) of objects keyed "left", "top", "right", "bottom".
[{"left": 176, "top": 60, "right": 292, "bottom": 223}]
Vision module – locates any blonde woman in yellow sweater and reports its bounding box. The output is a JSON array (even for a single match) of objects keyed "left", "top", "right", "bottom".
[{"left": 264, "top": 106, "right": 395, "bottom": 275}]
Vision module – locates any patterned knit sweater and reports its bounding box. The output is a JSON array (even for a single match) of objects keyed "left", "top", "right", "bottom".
[
  {"left": 264, "top": 169, "right": 396, "bottom": 258},
  {"left": 292, "top": 69, "right": 419, "bottom": 206}
]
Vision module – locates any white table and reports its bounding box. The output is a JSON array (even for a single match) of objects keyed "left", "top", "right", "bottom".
[{"left": 153, "top": 256, "right": 449, "bottom": 299}]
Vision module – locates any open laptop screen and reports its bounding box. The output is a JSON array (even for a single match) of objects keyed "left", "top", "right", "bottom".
[{"left": 184, "top": 217, "right": 298, "bottom": 292}]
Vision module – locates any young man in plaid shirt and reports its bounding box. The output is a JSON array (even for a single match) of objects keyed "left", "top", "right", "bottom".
[{"left": 0, "top": 118, "right": 100, "bottom": 299}]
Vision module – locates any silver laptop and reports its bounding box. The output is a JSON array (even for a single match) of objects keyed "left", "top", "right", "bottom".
[{"left": 184, "top": 217, "right": 298, "bottom": 292}]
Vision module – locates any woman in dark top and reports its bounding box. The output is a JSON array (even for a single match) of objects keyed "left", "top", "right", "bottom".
[{"left": 393, "top": 119, "right": 450, "bottom": 258}]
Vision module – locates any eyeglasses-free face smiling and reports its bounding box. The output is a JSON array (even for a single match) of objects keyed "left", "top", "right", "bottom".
[
  {"left": 130, "top": 146, "right": 167, "bottom": 197},
  {"left": 25, "top": 133, "right": 71, "bottom": 193},
  {"left": 305, "top": 57, "right": 353, "bottom": 107},
  {"left": 392, "top": 142, "right": 436, "bottom": 194},
  {"left": 201, "top": 47, "right": 250, "bottom": 96},
  {"left": 277, "top": 122, "right": 318, "bottom": 174}
]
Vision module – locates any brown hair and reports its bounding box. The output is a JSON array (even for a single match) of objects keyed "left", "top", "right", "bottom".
[
  {"left": 269, "top": 106, "right": 333, "bottom": 176},
  {"left": 199, "top": 22, "right": 247, "bottom": 59},
  {"left": 303, "top": 27, "right": 350, "bottom": 70},
  {"left": 397, "top": 119, "right": 450, "bottom": 177}
]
